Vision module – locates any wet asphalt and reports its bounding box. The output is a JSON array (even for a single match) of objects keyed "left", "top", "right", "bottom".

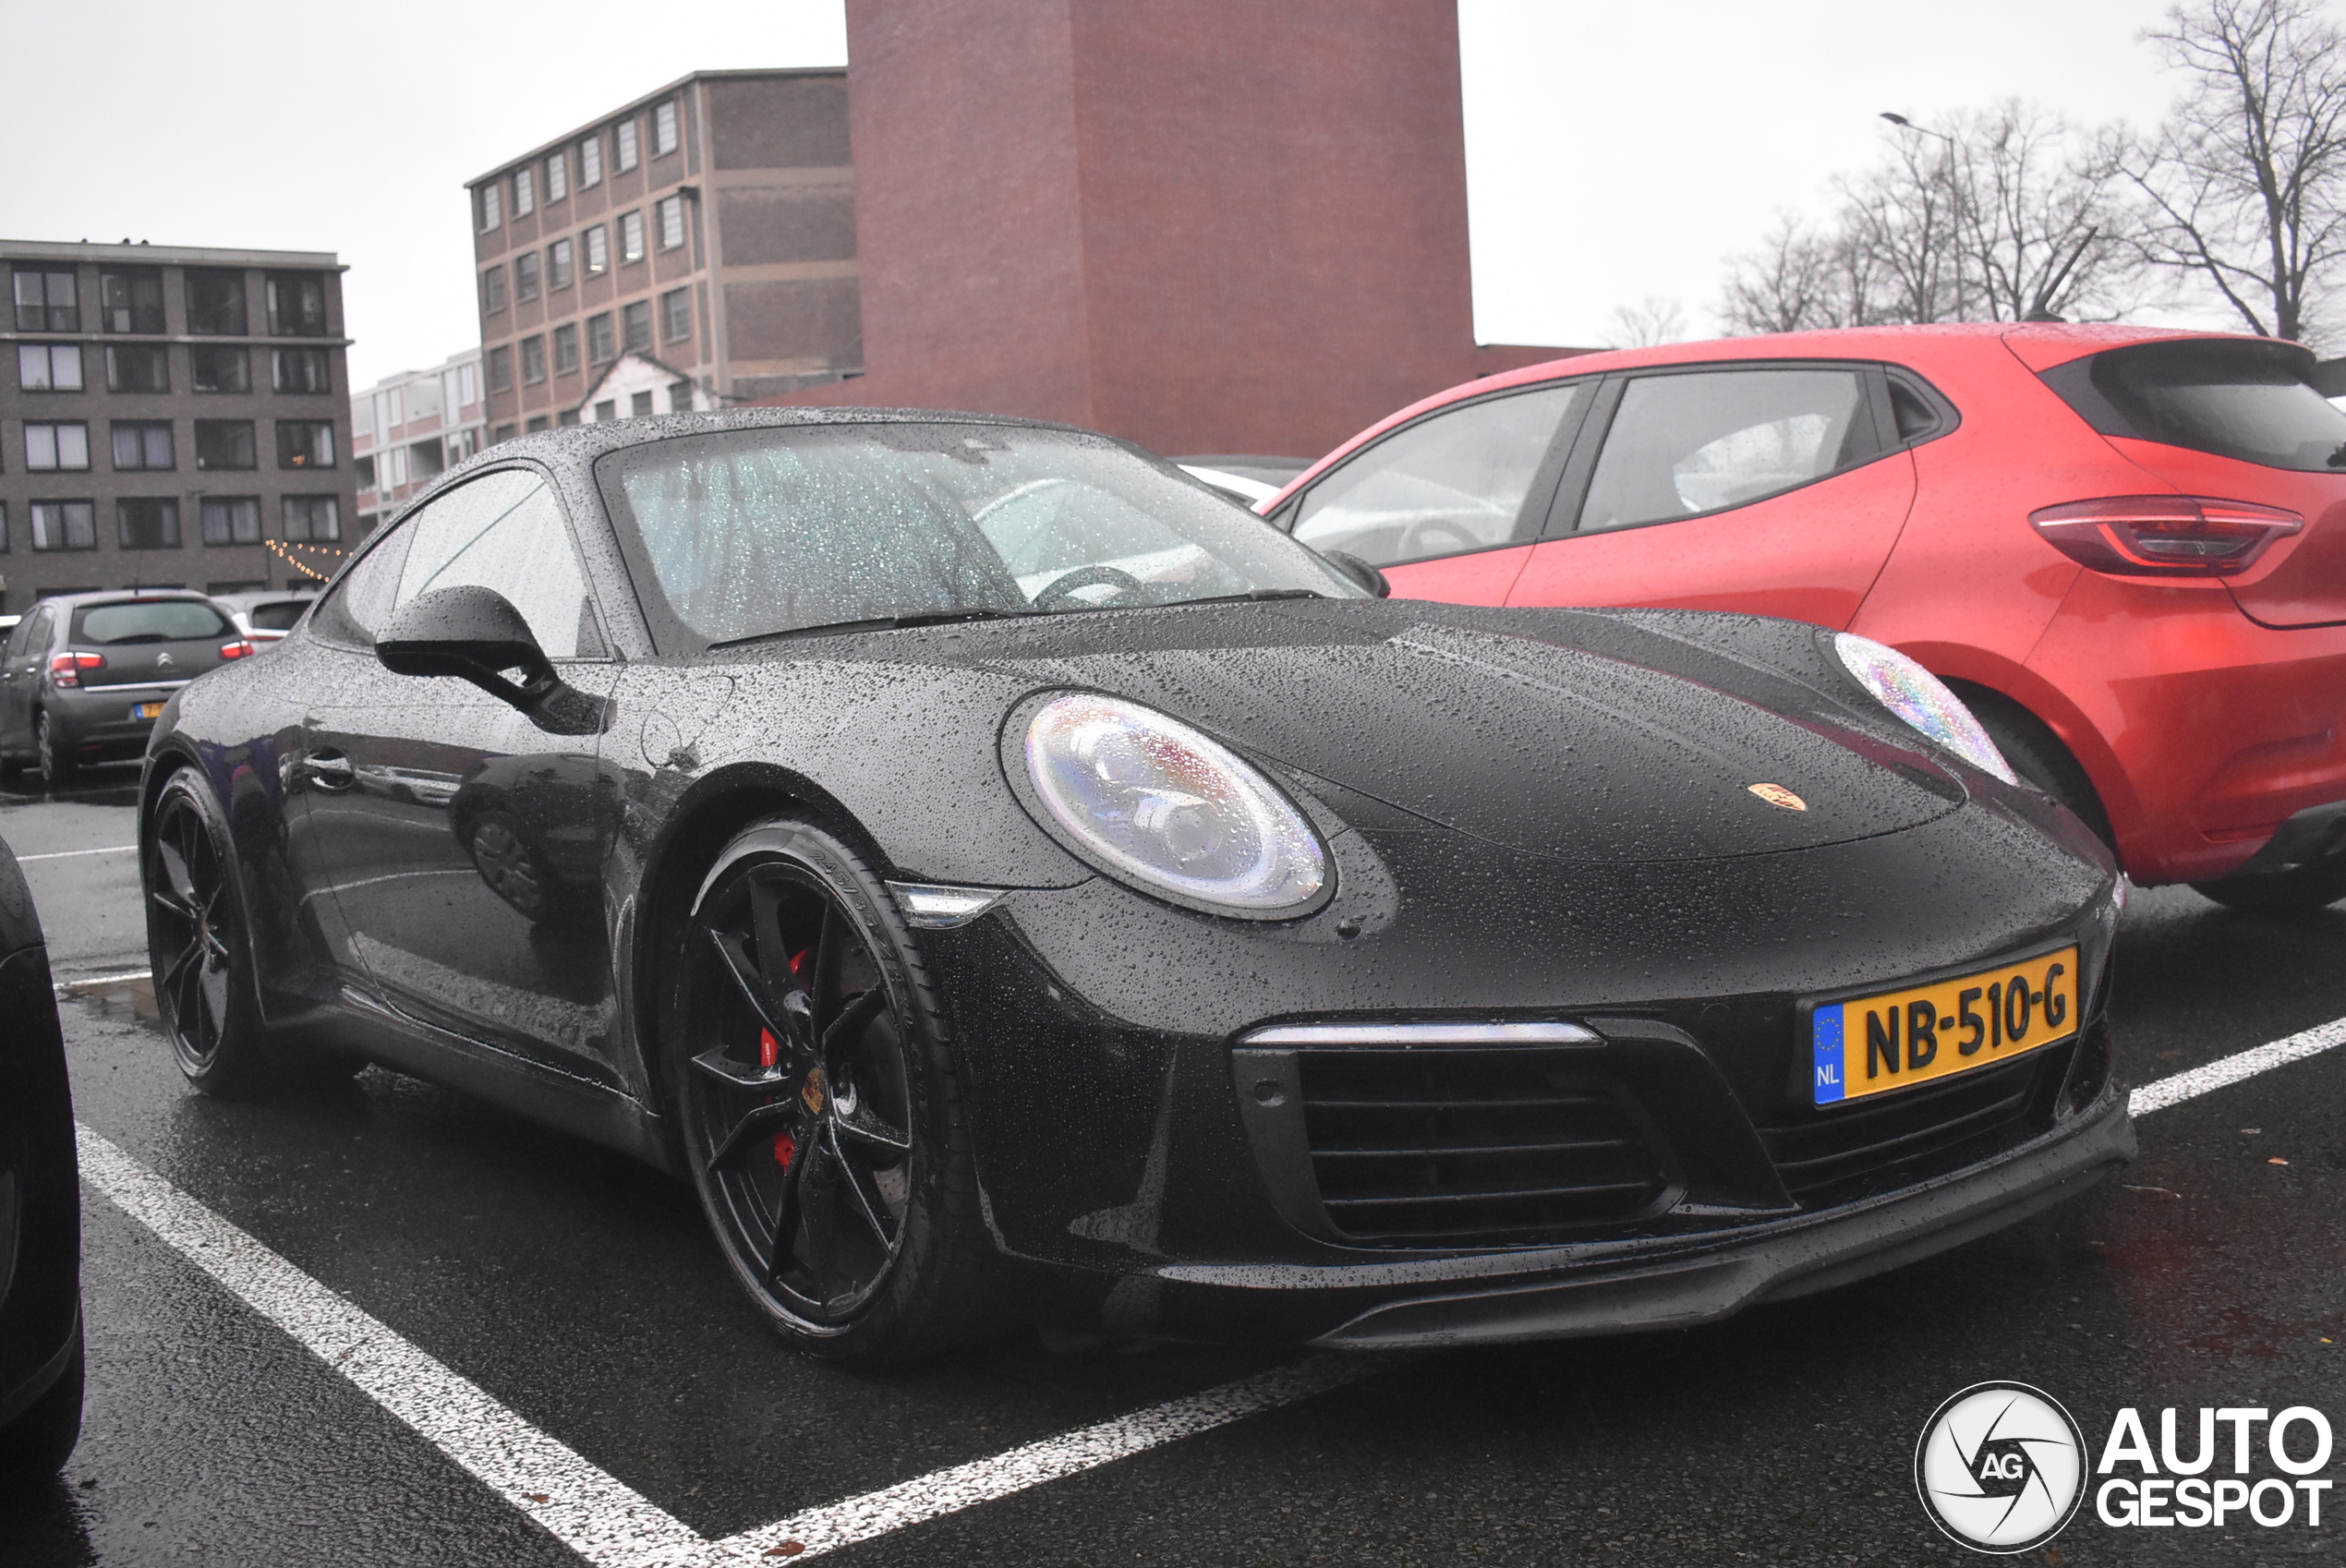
[{"left": 1, "top": 765, "right": 2340, "bottom": 1567}]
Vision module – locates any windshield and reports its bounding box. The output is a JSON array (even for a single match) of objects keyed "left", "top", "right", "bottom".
[
  {"left": 2041, "top": 339, "right": 2346, "bottom": 473},
  {"left": 596, "top": 422, "right": 1361, "bottom": 645},
  {"left": 248, "top": 600, "right": 309, "bottom": 630},
  {"left": 72, "top": 601, "right": 230, "bottom": 645}
]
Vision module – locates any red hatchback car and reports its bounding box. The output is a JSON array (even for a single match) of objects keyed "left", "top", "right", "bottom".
[{"left": 1264, "top": 324, "right": 2346, "bottom": 912}]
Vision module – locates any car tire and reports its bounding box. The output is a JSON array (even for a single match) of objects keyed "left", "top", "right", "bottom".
[
  {"left": 143, "top": 767, "right": 281, "bottom": 1095},
  {"left": 0, "top": 1332, "right": 83, "bottom": 1483},
  {"left": 1961, "top": 689, "right": 2115, "bottom": 851},
  {"left": 2190, "top": 858, "right": 2346, "bottom": 916},
  {"left": 668, "top": 815, "right": 1004, "bottom": 1365},
  {"left": 35, "top": 712, "right": 76, "bottom": 787}
]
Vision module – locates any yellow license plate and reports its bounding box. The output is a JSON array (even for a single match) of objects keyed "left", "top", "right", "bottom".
[
  {"left": 1810, "top": 946, "right": 2079, "bottom": 1106},
  {"left": 136, "top": 701, "right": 166, "bottom": 720}
]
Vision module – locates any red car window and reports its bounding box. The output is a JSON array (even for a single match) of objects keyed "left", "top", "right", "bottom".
[
  {"left": 1292, "top": 382, "right": 1585, "bottom": 569},
  {"left": 1578, "top": 368, "right": 1877, "bottom": 532}
]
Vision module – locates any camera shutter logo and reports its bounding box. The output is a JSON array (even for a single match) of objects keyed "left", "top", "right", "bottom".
[{"left": 1916, "top": 1382, "right": 2087, "bottom": 1552}]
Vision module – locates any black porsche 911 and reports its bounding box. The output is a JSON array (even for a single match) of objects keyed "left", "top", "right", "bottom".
[{"left": 139, "top": 410, "right": 2134, "bottom": 1363}]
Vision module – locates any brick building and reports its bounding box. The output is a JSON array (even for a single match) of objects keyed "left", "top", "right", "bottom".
[
  {"left": 768, "top": 0, "right": 1578, "bottom": 459},
  {"left": 467, "top": 69, "right": 860, "bottom": 439},
  {"left": 0, "top": 240, "right": 357, "bottom": 611},
  {"left": 353, "top": 347, "right": 486, "bottom": 535}
]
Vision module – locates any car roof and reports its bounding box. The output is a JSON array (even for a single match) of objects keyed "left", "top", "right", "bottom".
[
  {"left": 40, "top": 590, "right": 217, "bottom": 608},
  {"left": 1261, "top": 322, "right": 2280, "bottom": 511}
]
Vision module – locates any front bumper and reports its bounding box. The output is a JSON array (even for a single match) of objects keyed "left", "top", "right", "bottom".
[{"left": 1301, "top": 1088, "right": 2133, "bottom": 1347}]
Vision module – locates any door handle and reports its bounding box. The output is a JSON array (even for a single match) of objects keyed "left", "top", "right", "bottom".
[{"left": 298, "top": 750, "right": 356, "bottom": 789}]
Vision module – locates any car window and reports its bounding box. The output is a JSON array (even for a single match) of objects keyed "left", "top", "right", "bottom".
[
  {"left": 1291, "top": 384, "right": 1584, "bottom": 568},
  {"left": 248, "top": 599, "right": 309, "bottom": 631},
  {"left": 4, "top": 611, "right": 38, "bottom": 659},
  {"left": 596, "top": 422, "right": 1360, "bottom": 646},
  {"left": 2039, "top": 338, "right": 2346, "bottom": 472},
  {"left": 1578, "top": 368, "right": 1874, "bottom": 532},
  {"left": 71, "top": 601, "right": 231, "bottom": 645}
]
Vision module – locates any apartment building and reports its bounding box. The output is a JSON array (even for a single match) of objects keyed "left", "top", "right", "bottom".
[
  {"left": 468, "top": 69, "right": 858, "bottom": 439},
  {"left": 0, "top": 240, "right": 358, "bottom": 611},
  {"left": 352, "top": 348, "right": 485, "bottom": 532}
]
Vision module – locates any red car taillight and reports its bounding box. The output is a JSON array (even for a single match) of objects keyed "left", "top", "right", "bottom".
[
  {"left": 2030, "top": 495, "right": 2304, "bottom": 576},
  {"left": 219, "top": 640, "right": 254, "bottom": 659},
  {"left": 47, "top": 652, "right": 104, "bottom": 687}
]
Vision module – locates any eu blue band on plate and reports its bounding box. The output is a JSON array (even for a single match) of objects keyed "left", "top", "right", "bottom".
[{"left": 1812, "top": 1006, "right": 1846, "bottom": 1104}]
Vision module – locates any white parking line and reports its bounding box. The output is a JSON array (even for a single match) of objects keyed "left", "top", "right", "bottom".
[
  {"left": 68, "top": 1016, "right": 2346, "bottom": 1565},
  {"left": 18, "top": 843, "right": 139, "bottom": 862},
  {"left": 2127, "top": 1014, "right": 2346, "bottom": 1116},
  {"left": 54, "top": 967, "right": 154, "bottom": 996}
]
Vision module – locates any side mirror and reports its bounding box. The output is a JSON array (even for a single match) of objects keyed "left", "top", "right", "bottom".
[
  {"left": 1320, "top": 549, "right": 1391, "bottom": 599},
  {"left": 375, "top": 585, "right": 607, "bottom": 736}
]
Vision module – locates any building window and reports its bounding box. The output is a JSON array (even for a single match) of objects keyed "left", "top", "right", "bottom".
[
  {"left": 23, "top": 423, "right": 90, "bottom": 471},
  {"left": 455, "top": 360, "right": 480, "bottom": 407},
  {"left": 12, "top": 269, "right": 78, "bottom": 332},
  {"left": 653, "top": 100, "right": 679, "bottom": 156},
  {"left": 105, "top": 344, "right": 170, "bottom": 392},
  {"left": 265, "top": 273, "right": 329, "bottom": 336},
  {"left": 18, "top": 344, "right": 84, "bottom": 392},
  {"left": 615, "top": 117, "right": 639, "bottom": 172},
  {"left": 521, "top": 335, "right": 547, "bottom": 383},
  {"left": 552, "top": 322, "right": 579, "bottom": 374},
  {"left": 620, "top": 211, "right": 646, "bottom": 264},
  {"left": 515, "top": 251, "right": 540, "bottom": 304},
  {"left": 30, "top": 501, "right": 96, "bottom": 551},
  {"left": 112, "top": 422, "right": 175, "bottom": 470},
  {"left": 593, "top": 401, "right": 615, "bottom": 422},
  {"left": 586, "top": 312, "right": 615, "bottom": 363},
  {"left": 669, "top": 379, "right": 695, "bottom": 413},
  {"left": 281, "top": 495, "right": 340, "bottom": 541},
  {"left": 272, "top": 347, "right": 331, "bottom": 393},
  {"left": 622, "top": 299, "right": 652, "bottom": 354},
  {"left": 526, "top": 415, "right": 550, "bottom": 433},
  {"left": 276, "top": 420, "right": 336, "bottom": 469},
  {"left": 546, "top": 150, "right": 568, "bottom": 203},
  {"left": 514, "top": 166, "right": 535, "bottom": 217},
  {"left": 185, "top": 270, "right": 247, "bottom": 334},
  {"left": 580, "top": 134, "right": 602, "bottom": 187},
  {"left": 480, "top": 182, "right": 503, "bottom": 231},
  {"left": 631, "top": 391, "right": 654, "bottom": 417},
  {"left": 492, "top": 422, "right": 517, "bottom": 443},
  {"left": 200, "top": 497, "right": 262, "bottom": 545},
  {"left": 98, "top": 269, "right": 165, "bottom": 333},
  {"left": 194, "top": 420, "right": 258, "bottom": 471},
  {"left": 487, "top": 344, "right": 513, "bottom": 392},
  {"left": 482, "top": 266, "right": 507, "bottom": 314},
  {"left": 584, "top": 225, "right": 609, "bottom": 275},
  {"left": 661, "top": 287, "right": 692, "bottom": 344},
  {"left": 549, "top": 238, "right": 574, "bottom": 292},
  {"left": 187, "top": 345, "right": 249, "bottom": 393},
  {"left": 380, "top": 446, "right": 408, "bottom": 488},
  {"left": 117, "top": 497, "right": 180, "bottom": 549},
  {"left": 0, "top": 502, "right": 7, "bottom": 552},
  {"left": 658, "top": 194, "right": 686, "bottom": 250}
]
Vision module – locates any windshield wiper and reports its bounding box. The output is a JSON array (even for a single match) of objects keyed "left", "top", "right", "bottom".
[
  {"left": 710, "top": 608, "right": 1035, "bottom": 647},
  {"left": 1158, "top": 588, "right": 1328, "bottom": 607}
]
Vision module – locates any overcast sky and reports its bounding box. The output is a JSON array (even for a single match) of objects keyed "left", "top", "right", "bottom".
[{"left": 0, "top": 0, "right": 2255, "bottom": 390}]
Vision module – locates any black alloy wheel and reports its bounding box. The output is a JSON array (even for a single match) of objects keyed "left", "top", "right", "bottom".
[
  {"left": 144, "top": 768, "right": 272, "bottom": 1094},
  {"left": 35, "top": 712, "right": 75, "bottom": 787},
  {"left": 672, "top": 817, "right": 998, "bottom": 1363}
]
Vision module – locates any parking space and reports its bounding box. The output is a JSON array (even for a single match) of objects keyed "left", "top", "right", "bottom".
[{"left": 4, "top": 780, "right": 2341, "bottom": 1565}]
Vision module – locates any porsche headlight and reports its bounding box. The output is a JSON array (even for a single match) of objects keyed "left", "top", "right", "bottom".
[
  {"left": 1832, "top": 633, "right": 2018, "bottom": 785},
  {"left": 1021, "top": 693, "right": 1328, "bottom": 916}
]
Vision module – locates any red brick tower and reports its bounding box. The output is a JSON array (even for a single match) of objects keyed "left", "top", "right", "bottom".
[{"left": 772, "top": 0, "right": 1569, "bottom": 457}]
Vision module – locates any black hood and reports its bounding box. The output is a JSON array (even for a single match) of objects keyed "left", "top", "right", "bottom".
[{"left": 849, "top": 597, "right": 1965, "bottom": 866}]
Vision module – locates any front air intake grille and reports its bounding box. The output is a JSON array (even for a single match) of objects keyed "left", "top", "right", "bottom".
[
  {"left": 1294, "top": 1046, "right": 1675, "bottom": 1246},
  {"left": 1758, "top": 1043, "right": 2070, "bottom": 1207}
]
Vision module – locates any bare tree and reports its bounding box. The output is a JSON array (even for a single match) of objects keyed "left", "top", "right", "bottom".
[
  {"left": 2122, "top": 0, "right": 2346, "bottom": 344},
  {"left": 1719, "top": 102, "right": 2149, "bottom": 333},
  {"left": 1604, "top": 295, "right": 1690, "bottom": 347}
]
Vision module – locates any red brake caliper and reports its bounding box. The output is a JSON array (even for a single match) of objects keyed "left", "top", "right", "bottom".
[{"left": 768, "top": 947, "right": 813, "bottom": 1169}]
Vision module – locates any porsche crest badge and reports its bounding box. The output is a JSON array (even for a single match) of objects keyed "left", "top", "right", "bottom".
[{"left": 1747, "top": 782, "right": 1808, "bottom": 812}]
